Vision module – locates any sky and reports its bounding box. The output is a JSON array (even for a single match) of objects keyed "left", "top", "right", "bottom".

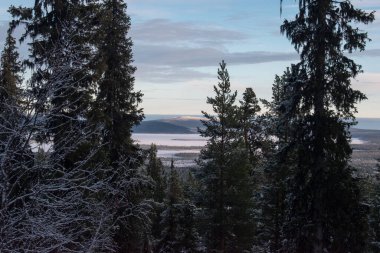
[{"left": 0, "top": 0, "right": 379, "bottom": 117}]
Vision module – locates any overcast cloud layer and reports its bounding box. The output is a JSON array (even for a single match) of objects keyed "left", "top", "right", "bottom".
[
  {"left": 130, "top": 18, "right": 300, "bottom": 83},
  {"left": 0, "top": 0, "right": 379, "bottom": 116}
]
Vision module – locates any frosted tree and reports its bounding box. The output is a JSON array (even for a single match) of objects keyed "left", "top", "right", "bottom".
[
  {"left": 147, "top": 144, "right": 166, "bottom": 204},
  {"left": 253, "top": 67, "right": 303, "bottom": 252},
  {"left": 0, "top": 29, "right": 35, "bottom": 252},
  {"left": 12, "top": 0, "right": 152, "bottom": 251},
  {"left": 1, "top": 20, "right": 127, "bottom": 251},
  {"left": 369, "top": 161, "right": 380, "bottom": 252},
  {"left": 22, "top": 24, "right": 116, "bottom": 252},
  {"left": 145, "top": 144, "right": 166, "bottom": 247},
  {"left": 157, "top": 160, "right": 200, "bottom": 253},
  {"left": 91, "top": 1, "right": 150, "bottom": 251}
]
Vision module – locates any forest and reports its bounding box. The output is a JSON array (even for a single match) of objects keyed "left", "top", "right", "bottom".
[{"left": 0, "top": 0, "right": 379, "bottom": 252}]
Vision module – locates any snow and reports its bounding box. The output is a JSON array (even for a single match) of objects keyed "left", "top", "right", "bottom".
[
  {"left": 157, "top": 149, "right": 201, "bottom": 158},
  {"left": 133, "top": 133, "right": 206, "bottom": 147},
  {"left": 351, "top": 138, "right": 366, "bottom": 145}
]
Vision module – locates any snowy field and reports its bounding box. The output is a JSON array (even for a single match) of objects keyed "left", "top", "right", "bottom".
[
  {"left": 351, "top": 138, "right": 366, "bottom": 145},
  {"left": 133, "top": 133, "right": 372, "bottom": 169},
  {"left": 133, "top": 133, "right": 207, "bottom": 147},
  {"left": 133, "top": 133, "right": 365, "bottom": 149},
  {"left": 133, "top": 133, "right": 206, "bottom": 167}
]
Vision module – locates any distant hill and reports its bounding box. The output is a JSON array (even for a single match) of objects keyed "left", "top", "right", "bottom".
[
  {"left": 133, "top": 116, "right": 204, "bottom": 134},
  {"left": 351, "top": 128, "right": 380, "bottom": 143},
  {"left": 135, "top": 116, "right": 380, "bottom": 136},
  {"left": 161, "top": 116, "right": 204, "bottom": 133},
  {"left": 133, "top": 120, "right": 193, "bottom": 134}
]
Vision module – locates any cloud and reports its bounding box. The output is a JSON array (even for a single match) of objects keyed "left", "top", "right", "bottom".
[
  {"left": 129, "top": 18, "right": 300, "bottom": 83},
  {"left": 352, "top": 0, "right": 380, "bottom": 8},
  {"left": 352, "top": 48, "right": 380, "bottom": 57},
  {"left": 132, "top": 43, "right": 298, "bottom": 83},
  {"left": 131, "top": 19, "right": 247, "bottom": 46},
  {"left": 134, "top": 44, "right": 298, "bottom": 68},
  {"left": 356, "top": 72, "right": 380, "bottom": 85},
  {"left": 135, "top": 64, "right": 214, "bottom": 83}
]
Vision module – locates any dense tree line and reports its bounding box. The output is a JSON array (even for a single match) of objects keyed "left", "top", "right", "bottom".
[{"left": 0, "top": 0, "right": 378, "bottom": 252}]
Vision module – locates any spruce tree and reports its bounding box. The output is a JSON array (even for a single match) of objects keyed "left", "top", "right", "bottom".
[
  {"left": 92, "top": 0, "right": 143, "bottom": 157},
  {"left": 22, "top": 25, "right": 115, "bottom": 252},
  {"left": 147, "top": 144, "right": 166, "bottom": 203},
  {"left": 370, "top": 161, "right": 380, "bottom": 252},
  {"left": 146, "top": 144, "right": 166, "bottom": 247},
  {"left": 182, "top": 171, "right": 201, "bottom": 252},
  {"left": 157, "top": 160, "right": 200, "bottom": 253},
  {"left": 0, "top": 30, "right": 23, "bottom": 145},
  {"left": 8, "top": 0, "right": 150, "bottom": 251},
  {"left": 279, "top": 0, "right": 374, "bottom": 252},
  {"left": 254, "top": 69, "right": 299, "bottom": 252},
  {"left": 196, "top": 61, "right": 254, "bottom": 252},
  {"left": 238, "top": 87, "right": 262, "bottom": 165},
  {"left": 0, "top": 29, "right": 34, "bottom": 252},
  {"left": 10, "top": 0, "right": 96, "bottom": 168},
  {"left": 90, "top": 1, "right": 149, "bottom": 251},
  {"left": 0, "top": 31, "right": 22, "bottom": 106},
  {"left": 9, "top": 2, "right": 119, "bottom": 250},
  {"left": 156, "top": 160, "right": 183, "bottom": 252}
]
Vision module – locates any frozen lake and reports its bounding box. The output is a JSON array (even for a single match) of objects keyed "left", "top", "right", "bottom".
[
  {"left": 31, "top": 134, "right": 365, "bottom": 155},
  {"left": 157, "top": 149, "right": 201, "bottom": 158},
  {"left": 351, "top": 138, "right": 366, "bottom": 145},
  {"left": 133, "top": 133, "right": 207, "bottom": 147},
  {"left": 132, "top": 134, "right": 367, "bottom": 161},
  {"left": 133, "top": 133, "right": 205, "bottom": 161},
  {"left": 133, "top": 133, "right": 366, "bottom": 147}
]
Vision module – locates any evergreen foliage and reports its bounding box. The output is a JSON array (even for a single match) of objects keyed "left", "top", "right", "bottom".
[
  {"left": 23, "top": 26, "right": 115, "bottom": 252},
  {"left": 0, "top": 29, "right": 34, "bottom": 252},
  {"left": 0, "top": 0, "right": 377, "bottom": 251},
  {"left": 9, "top": 1, "right": 150, "bottom": 251},
  {"left": 370, "top": 161, "right": 380, "bottom": 252},
  {"left": 238, "top": 87, "right": 262, "bottom": 166},
  {"left": 147, "top": 144, "right": 166, "bottom": 203},
  {"left": 0, "top": 30, "right": 24, "bottom": 146},
  {"left": 253, "top": 69, "right": 298, "bottom": 252},
  {"left": 0, "top": 31, "right": 22, "bottom": 106},
  {"left": 279, "top": 0, "right": 374, "bottom": 252},
  {"left": 92, "top": 0, "right": 143, "bottom": 159},
  {"left": 196, "top": 61, "right": 254, "bottom": 252},
  {"left": 10, "top": 0, "right": 95, "bottom": 169},
  {"left": 157, "top": 160, "right": 200, "bottom": 253},
  {"left": 91, "top": 1, "right": 148, "bottom": 251},
  {"left": 146, "top": 144, "right": 166, "bottom": 248}
]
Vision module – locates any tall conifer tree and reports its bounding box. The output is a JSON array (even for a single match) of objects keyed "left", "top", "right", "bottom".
[
  {"left": 0, "top": 30, "right": 34, "bottom": 252},
  {"left": 92, "top": 1, "right": 148, "bottom": 251},
  {"left": 9, "top": 2, "right": 120, "bottom": 250},
  {"left": 146, "top": 144, "right": 166, "bottom": 247},
  {"left": 157, "top": 160, "right": 200, "bottom": 253},
  {"left": 147, "top": 144, "right": 166, "bottom": 203},
  {"left": 92, "top": 0, "right": 143, "bottom": 156},
  {"left": 0, "top": 30, "right": 24, "bottom": 146},
  {"left": 196, "top": 61, "right": 254, "bottom": 252},
  {"left": 254, "top": 68, "right": 300, "bottom": 252},
  {"left": 156, "top": 160, "right": 183, "bottom": 252},
  {"left": 0, "top": 31, "right": 22, "bottom": 107},
  {"left": 10, "top": 0, "right": 96, "bottom": 166},
  {"left": 238, "top": 87, "right": 262, "bottom": 166},
  {"left": 279, "top": 0, "right": 374, "bottom": 252}
]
